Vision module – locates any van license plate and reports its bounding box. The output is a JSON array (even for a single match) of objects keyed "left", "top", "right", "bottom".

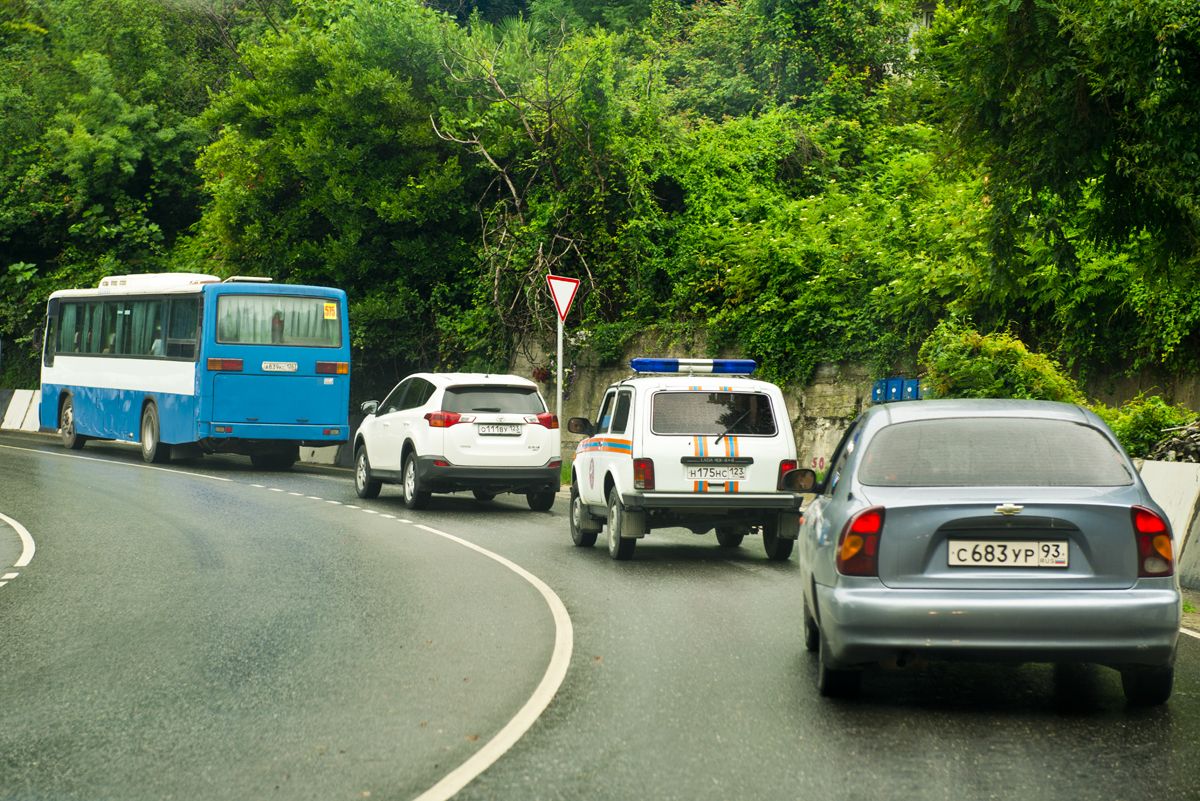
[
  {"left": 948, "top": 540, "right": 1068, "bottom": 568},
  {"left": 478, "top": 424, "right": 521, "bottom": 436},
  {"left": 685, "top": 465, "right": 747, "bottom": 481}
]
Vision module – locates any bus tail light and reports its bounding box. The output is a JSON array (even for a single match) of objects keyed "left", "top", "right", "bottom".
[
  {"left": 836, "top": 506, "right": 884, "bottom": 577},
  {"left": 777, "top": 459, "right": 799, "bottom": 490},
  {"left": 316, "top": 361, "right": 349, "bottom": 375},
  {"left": 207, "top": 358, "right": 243, "bottom": 372},
  {"left": 1132, "top": 505, "right": 1174, "bottom": 577},
  {"left": 633, "top": 458, "right": 655, "bottom": 490}
]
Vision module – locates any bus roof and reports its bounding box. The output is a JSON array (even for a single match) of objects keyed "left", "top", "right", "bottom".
[{"left": 49, "top": 273, "right": 221, "bottom": 299}]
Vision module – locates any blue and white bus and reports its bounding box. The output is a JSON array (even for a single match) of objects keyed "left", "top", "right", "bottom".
[{"left": 39, "top": 273, "right": 351, "bottom": 469}]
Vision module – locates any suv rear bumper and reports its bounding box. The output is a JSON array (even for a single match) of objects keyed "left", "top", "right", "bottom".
[
  {"left": 417, "top": 456, "right": 560, "bottom": 495},
  {"left": 621, "top": 491, "right": 801, "bottom": 510}
]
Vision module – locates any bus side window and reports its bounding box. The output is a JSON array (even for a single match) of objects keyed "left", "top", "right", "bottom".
[
  {"left": 57, "top": 302, "right": 80, "bottom": 354},
  {"left": 43, "top": 299, "right": 58, "bottom": 367},
  {"left": 167, "top": 298, "right": 199, "bottom": 359}
]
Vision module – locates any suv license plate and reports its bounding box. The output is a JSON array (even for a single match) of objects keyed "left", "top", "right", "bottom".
[
  {"left": 685, "top": 465, "right": 747, "bottom": 481},
  {"left": 478, "top": 424, "right": 521, "bottom": 436},
  {"left": 948, "top": 540, "right": 1069, "bottom": 568}
]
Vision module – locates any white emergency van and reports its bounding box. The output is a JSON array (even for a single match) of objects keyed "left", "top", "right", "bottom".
[{"left": 566, "top": 358, "right": 803, "bottom": 560}]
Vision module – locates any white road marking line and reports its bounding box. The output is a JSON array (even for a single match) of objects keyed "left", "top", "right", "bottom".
[
  {"left": 0, "top": 443, "right": 232, "bottom": 482},
  {"left": 380, "top": 514, "right": 396, "bottom": 520},
  {"left": 345, "top": 504, "right": 360, "bottom": 510},
  {"left": 362, "top": 509, "right": 378, "bottom": 515},
  {"left": 2, "top": 572, "right": 18, "bottom": 580},
  {"left": 325, "top": 500, "right": 342, "bottom": 505},
  {"left": 288, "top": 492, "right": 304, "bottom": 497},
  {"left": 307, "top": 496, "right": 323, "bottom": 501},
  {"left": 0, "top": 510, "right": 36, "bottom": 568},
  {"left": 0, "top": 581, "right": 7, "bottom": 587},
  {"left": 268, "top": 488, "right": 284, "bottom": 493},
  {"left": 410, "top": 522, "right": 573, "bottom": 801},
  {"left": 250, "top": 483, "right": 266, "bottom": 488},
  {"left": 1182, "top": 626, "right": 1200, "bottom": 640}
]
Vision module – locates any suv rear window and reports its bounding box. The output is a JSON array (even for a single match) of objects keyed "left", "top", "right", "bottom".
[
  {"left": 443, "top": 386, "right": 544, "bottom": 414},
  {"left": 651, "top": 391, "right": 777, "bottom": 436},
  {"left": 858, "top": 418, "right": 1134, "bottom": 487}
]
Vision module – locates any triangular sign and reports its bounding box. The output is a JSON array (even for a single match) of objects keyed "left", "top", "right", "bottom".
[{"left": 546, "top": 274, "right": 581, "bottom": 322}]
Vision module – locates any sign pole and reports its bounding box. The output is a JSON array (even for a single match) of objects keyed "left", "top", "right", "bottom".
[{"left": 556, "top": 316, "right": 564, "bottom": 424}]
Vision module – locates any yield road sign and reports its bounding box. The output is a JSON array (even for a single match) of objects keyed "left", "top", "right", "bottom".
[{"left": 546, "top": 274, "right": 580, "bottom": 322}]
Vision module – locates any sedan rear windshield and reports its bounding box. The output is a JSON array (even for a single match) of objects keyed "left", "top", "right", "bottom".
[
  {"left": 652, "top": 391, "right": 777, "bottom": 436},
  {"left": 858, "top": 418, "right": 1134, "bottom": 487},
  {"left": 443, "top": 386, "right": 545, "bottom": 414}
]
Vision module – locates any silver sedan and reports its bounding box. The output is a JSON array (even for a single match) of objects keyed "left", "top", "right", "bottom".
[{"left": 794, "top": 398, "right": 1181, "bottom": 704}]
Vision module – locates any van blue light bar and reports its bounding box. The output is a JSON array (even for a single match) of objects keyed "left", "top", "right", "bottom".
[{"left": 630, "top": 358, "right": 757, "bottom": 375}]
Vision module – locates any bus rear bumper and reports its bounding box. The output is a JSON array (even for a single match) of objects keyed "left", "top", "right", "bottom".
[{"left": 200, "top": 421, "right": 348, "bottom": 444}]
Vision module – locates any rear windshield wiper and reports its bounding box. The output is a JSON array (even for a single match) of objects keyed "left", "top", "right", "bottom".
[
  {"left": 472, "top": 406, "right": 502, "bottom": 412},
  {"left": 715, "top": 410, "right": 750, "bottom": 443}
]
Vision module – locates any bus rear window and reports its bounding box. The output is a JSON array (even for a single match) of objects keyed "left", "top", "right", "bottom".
[{"left": 216, "top": 295, "right": 342, "bottom": 347}]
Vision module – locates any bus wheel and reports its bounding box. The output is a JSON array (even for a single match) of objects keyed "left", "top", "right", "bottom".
[
  {"left": 140, "top": 405, "right": 171, "bottom": 464},
  {"left": 59, "top": 395, "right": 87, "bottom": 451}
]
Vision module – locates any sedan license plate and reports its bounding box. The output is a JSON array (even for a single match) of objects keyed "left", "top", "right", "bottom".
[
  {"left": 684, "top": 465, "right": 747, "bottom": 481},
  {"left": 948, "top": 539, "right": 1069, "bottom": 568},
  {"left": 478, "top": 423, "right": 521, "bottom": 436}
]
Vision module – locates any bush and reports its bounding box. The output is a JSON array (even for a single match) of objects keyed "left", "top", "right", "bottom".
[
  {"left": 1090, "top": 394, "right": 1197, "bottom": 458},
  {"left": 917, "top": 319, "right": 1085, "bottom": 403}
]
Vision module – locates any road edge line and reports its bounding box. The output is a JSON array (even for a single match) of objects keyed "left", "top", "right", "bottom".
[
  {"left": 410, "top": 523, "right": 573, "bottom": 801},
  {"left": 0, "top": 510, "right": 36, "bottom": 567}
]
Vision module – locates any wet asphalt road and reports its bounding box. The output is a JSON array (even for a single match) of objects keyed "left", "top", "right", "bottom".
[{"left": 1, "top": 431, "right": 1199, "bottom": 801}]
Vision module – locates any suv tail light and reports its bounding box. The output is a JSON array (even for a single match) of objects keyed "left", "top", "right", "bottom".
[
  {"left": 525, "top": 413, "right": 559, "bottom": 429},
  {"left": 777, "top": 459, "right": 798, "bottom": 490},
  {"left": 836, "top": 506, "right": 884, "bottom": 576},
  {"left": 1132, "top": 505, "right": 1174, "bottom": 577},
  {"left": 633, "top": 458, "right": 655, "bottom": 490},
  {"left": 425, "top": 411, "right": 464, "bottom": 428}
]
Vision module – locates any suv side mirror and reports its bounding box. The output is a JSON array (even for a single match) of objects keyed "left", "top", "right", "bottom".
[
  {"left": 567, "top": 417, "right": 593, "bottom": 436},
  {"left": 360, "top": 400, "right": 379, "bottom": 416},
  {"left": 781, "top": 468, "right": 818, "bottom": 492}
]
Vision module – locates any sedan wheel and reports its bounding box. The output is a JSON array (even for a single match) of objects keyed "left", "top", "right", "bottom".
[
  {"left": 802, "top": 595, "right": 819, "bottom": 653},
  {"left": 816, "top": 631, "right": 861, "bottom": 698}
]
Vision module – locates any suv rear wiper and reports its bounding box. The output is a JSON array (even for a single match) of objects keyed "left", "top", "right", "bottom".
[
  {"left": 472, "top": 406, "right": 502, "bottom": 412},
  {"left": 715, "top": 410, "right": 750, "bottom": 443}
]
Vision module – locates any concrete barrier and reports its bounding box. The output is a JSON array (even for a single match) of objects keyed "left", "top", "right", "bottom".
[{"left": 1, "top": 389, "right": 38, "bottom": 432}]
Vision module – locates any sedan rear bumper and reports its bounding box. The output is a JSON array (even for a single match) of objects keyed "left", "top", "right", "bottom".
[{"left": 816, "top": 582, "right": 1180, "bottom": 669}]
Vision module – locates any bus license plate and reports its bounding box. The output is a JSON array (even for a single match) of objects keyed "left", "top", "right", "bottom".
[
  {"left": 478, "top": 424, "right": 521, "bottom": 436},
  {"left": 685, "top": 465, "right": 747, "bottom": 481},
  {"left": 262, "top": 361, "right": 298, "bottom": 372},
  {"left": 948, "top": 540, "right": 1069, "bottom": 568}
]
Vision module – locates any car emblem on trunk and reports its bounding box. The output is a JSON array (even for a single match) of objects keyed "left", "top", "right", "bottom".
[{"left": 994, "top": 503, "right": 1024, "bottom": 515}]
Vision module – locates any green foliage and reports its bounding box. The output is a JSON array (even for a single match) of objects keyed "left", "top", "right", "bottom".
[
  {"left": 918, "top": 320, "right": 1085, "bottom": 403},
  {"left": 1090, "top": 394, "right": 1197, "bottom": 459}
]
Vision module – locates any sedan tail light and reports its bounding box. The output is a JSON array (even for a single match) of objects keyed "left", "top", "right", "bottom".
[
  {"left": 633, "top": 458, "right": 655, "bottom": 490},
  {"left": 777, "top": 459, "right": 798, "bottom": 490},
  {"left": 1132, "top": 505, "right": 1174, "bottom": 577},
  {"left": 425, "top": 411, "right": 464, "bottom": 428},
  {"left": 836, "top": 506, "right": 884, "bottom": 577}
]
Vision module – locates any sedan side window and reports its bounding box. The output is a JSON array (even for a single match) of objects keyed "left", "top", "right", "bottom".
[{"left": 824, "top": 420, "right": 861, "bottom": 497}]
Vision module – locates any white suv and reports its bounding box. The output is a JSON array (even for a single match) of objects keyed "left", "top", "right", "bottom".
[
  {"left": 567, "top": 358, "right": 802, "bottom": 560},
  {"left": 354, "top": 373, "right": 561, "bottom": 510}
]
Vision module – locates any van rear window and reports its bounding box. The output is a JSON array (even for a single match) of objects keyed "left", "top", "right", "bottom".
[
  {"left": 652, "top": 392, "right": 777, "bottom": 436},
  {"left": 858, "top": 418, "right": 1133, "bottom": 487}
]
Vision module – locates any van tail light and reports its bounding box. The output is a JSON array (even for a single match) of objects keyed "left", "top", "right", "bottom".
[
  {"left": 633, "top": 458, "right": 655, "bottom": 490},
  {"left": 316, "top": 361, "right": 349, "bottom": 375},
  {"left": 778, "top": 459, "right": 798, "bottom": 490},
  {"left": 525, "top": 413, "right": 559, "bottom": 429},
  {"left": 425, "top": 411, "right": 464, "bottom": 428},
  {"left": 207, "top": 358, "right": 243, "bottom": 372},
  {"left": 836, "top": 506, "right": 884, "bottom": 576},
  {"left": 1132, "top": 505, "right": 1174, "bottom": 577}
]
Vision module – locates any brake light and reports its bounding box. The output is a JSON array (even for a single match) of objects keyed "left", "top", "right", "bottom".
[
  {"left": 425, "top": 411, "right": 463, "bottom": 428},
  {"left": 633, "top": 458, "right": 655, "bottom": 490},
  {"left": 316, "top": 361, "right": 349, "bottom": 375},
  {"left": 836, "top": 506, "right": 884, "bottom": 576},
  {"left": 524, "top": 413, "right": 559, "bottom": 429},
  {"left": 778, "top": 459, "right": 798, "bottom": 490},
  {"left": 207, "top": 358, "right": 243, "bottom": 371},
  {"left": 1132, "top": 505, "right": 1173, "bottom": 577}
]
